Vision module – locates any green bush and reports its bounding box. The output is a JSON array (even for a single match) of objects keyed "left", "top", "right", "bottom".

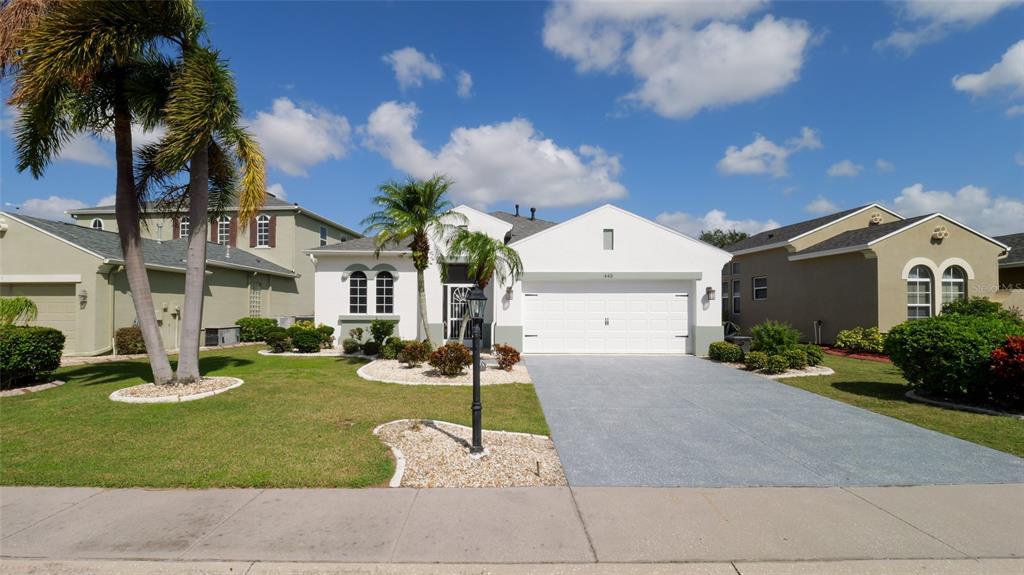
[
  {"left": 370, "top": 319, "right": 396, "bottom": 344},
  {"left": 763, "top": 355, "right": 789, "bottom": 375},
  {"left": 398, "top": 340, "right": 432, "bottom": 367},
  {"left": 291, "top": 330, "right": 322, "bottom": 353},
  {"left": 379, "top": 337, "right": 407, "bottom": 360},
  {"left": 801, "top": 344, "right": 824, "bottom": 366},
  {"left": 348, "top": 327, "right": 365, "bottom": 342},
  {"left": 428, "top": 342, "right": 472, "bottom": 376},
  {"left": 942, "top": 297, "right": 1023, "bottom": 323},
  {"left": 361, "top": 340, "right": 381, "bottom": 356},
  {"left": 885, "top": 314, "right": 1024, "bottom": 403},
  {"left": 708, "top": 341, "right": 743, "bottom": 362},
  {"left": 316, "top": 324, "right": 335, "bottom": 348},
  {"left": 783, "top": 348, "right": 809, "bottom": 370},
  {"left": 751, "top": 320, "right": 800, "bottom": 355},
  {"left": 493, "top": 343, "right": 521, "bottom": 371},
  {"left": 0, "top": 325, "right": 65, "bottom": 387},
  {"left": 835, "top": 326, "right": 886, "bottom": 354},
  {"left": 235, "top": 317, "right": 278, "bottom": 342},
  {"left": 265, "top": 328, "right": 291, "bottom": 353},
  {"left": 990, "top": 336, "right": 1024, "bottom": 409},
  {"left": 744, "top": 351, "right": 769, "bottom": 371},
  {"left": 115, "top": 326, "right": 146, "bottom": 354},
  {"left": 341, "top": 338, "right": 361, "bottom": 354}
]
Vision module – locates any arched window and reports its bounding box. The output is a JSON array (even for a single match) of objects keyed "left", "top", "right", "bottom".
[
  {"left": 91, "top": 218, "right": 103, "bottom": 230},
  {"left": 376, "top": 271, "right": 394, "bottom": 314},
  {"left": 179, "top": 216, "right": 190, "bottom": 238},
  {"left": 907, "top": 265, "right": 933, "bottom": 320},
  {"left": 256, "top": 215, "right": 270, "bottom": 247},
  {"left": 217, "top": 215, "right": 231, "bottom": 245},
  {"left": 941, "top": 266, "right": 967, "bottom": 307},
  {"left": 349, "top": 271, "right": 367, "bottom": 314}
]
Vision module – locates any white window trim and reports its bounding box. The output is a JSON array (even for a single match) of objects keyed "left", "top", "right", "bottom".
[
  {"left": 603, "top": 228, "right": 614, "bottom": 251},
  {"left": 752, "top": 276, "right": 768, "bottom": 301},
  {"left": 320, "top": 226, "right": 328, "bottom": 247},
  {"left": 217, "top": 216, "right": 231, "bottom": 245},
  {"left": 907, "top": 265, "right": 933, "bottom": 320},
  {"left": 375, "top": 271, "right": 394, "bottom": 314},
  {"left": 940, "top": 266, "right": 967, "bottom": 306},
  {"left": 179, "top": 216, "right": 190, "bottom": 238},
  {"left": 256, "top": 214, "right": 271, "bottom": 248},
  {"left": 91, "top": 218, "right": 104, "bottom": 230},
  {"left": 731, "top": 279, "right": 741, "bottom": 314},
  {"left": 349, "top": 271, "right": 368, "bottom": 314}
]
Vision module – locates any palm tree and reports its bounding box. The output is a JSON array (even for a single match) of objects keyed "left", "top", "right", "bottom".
[
  {"left": 362, "top": 176, "right": 466, "bottom": 343},
  {"left": 8, "top": 0, "right": 204, "bottom": 385},
  {"left": 443, "top": 230, "right": 524, "bottom": 341}
]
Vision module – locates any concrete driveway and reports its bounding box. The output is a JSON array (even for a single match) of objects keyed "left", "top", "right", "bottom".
[{"left": 526, "top": 355, "right": 1024, "bottom": 487}]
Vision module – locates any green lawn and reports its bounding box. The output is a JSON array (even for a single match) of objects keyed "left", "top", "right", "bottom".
[
  {"left": 781, "top": 355, "right": 1024, "bottom": 458},
  {"left": 0, "top": 346, "right": 546, "bottom": 488}
]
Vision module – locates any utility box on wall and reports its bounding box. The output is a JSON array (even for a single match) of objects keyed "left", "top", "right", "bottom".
[{"left": 204, "top": 326, "right": 241, "bottom": 347}]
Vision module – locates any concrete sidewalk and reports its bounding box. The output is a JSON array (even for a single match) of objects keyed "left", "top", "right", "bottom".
[{"left": 2, "top": 484, "right": 1022, "bottom": 567}]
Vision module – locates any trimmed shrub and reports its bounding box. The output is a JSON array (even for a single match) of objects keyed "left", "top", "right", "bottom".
[
  {"left": 943, "top": 297, "right": 1023, "bottom": 323},
  {"left": 316, "top": 324, "right": 335, "bottom": 348},
  {"left": 379, "top": 337, "right": 408, "bottom": 360},
  {"left": 0, "top": 325, "right": 65, "bottom": 387},
  {"left": 708, "top": 341, "right": 743, "bottom": 363},
  {"left": 235, "top": 317, "right": 278, "bottom": 342},
  {"left": 341, "top": 338, "right": 361, "bottom": 354},
  {"left": 398, "top": 340, "right": 432, "bottom": 367},
  {"left": 493, "top": 343, "right": 521, "bottom": 371},
  {"left": 783, "top": 348, "right": 809, "bottom": 370},
  {"left": 744, "top": 351, "right": 769, "bottom": 371},
  {"left": 763, "top": 355, "right": 789, "bottom": 375},
  {"left": 115, "top": 326, "right": 146, "bottom": 354},
  {"left": 801, "top": 344, "right": 824, "bottom": 366},
  {"left": 265, "top": 328, "right": 291, "bottom": 353},
  {"left": 370, "top": 319, "right": 396, "bottom": 344},
  {"left": 835, "top": 326, "right": 886, "bottom": 354},
  {"left": 348, "top": 327, "right": 365, "bottom": 342},
  {"left": 990, "top": 336, "right": 1024, "bottom": 409},
  {"left": 751, "top": 320, "right": 800, "bottom": 355},
  {"left": 885, "top": 314, "right": 1024, "bottom": 403},
  {"left": 291, "top": 330, "right": 322, "bottom": 353},
  {"left": 428, "top": 342, "right": 472, "bottom": 376},
  {"left": 361, "top": 340, "right": 381, "bottom": 356}
]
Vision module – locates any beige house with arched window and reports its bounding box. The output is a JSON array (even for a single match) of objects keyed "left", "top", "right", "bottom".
[{"left": 723, "top": 204, "right": 1011, "bottom": 344}]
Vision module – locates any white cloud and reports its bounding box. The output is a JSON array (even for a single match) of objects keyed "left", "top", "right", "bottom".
[
  {"left": 55, "top": 135, "right": 113, "bottom": 167},
  {"left": 543, "top": 2, "right": 812, "bottom": 119},
  {"left": 1007, "top": 104, "right": 1024, "bottom": 117},
  {"left": 456, "top": 70, "right": 473, "bottom": 99},
  {"left": 717, "top": 126, "right": 820, "bottom": 178},
  {"left": 1015, "top": 151, "right": 1024, "bottom": 166},
  {"left": 952, "top": 40, "right": 1024, "bottom": 98},
  {"left": 383, "top": 47, "right": 443, "bottom": 90},
  {"left": 876, "top": 158, "right": 896, "bottom": 172},
  {"left": 97, "top": 194, "right": 116, "bottom": 206},
  {"left": 246, "top": 98, "right": 351, "bottom": 177},
  {"left": 805, "top": 196, "right": 839, "bottom": 215},
  {"left": 877, "top": 1, "right": 1022, "bottom": 52},
  {"left": 363, "top": 101, "right": 627, "bottom": 208},
  {"left": 19, "top": 196, "right": 88, "bottom": 221},
  {"left": 826, "top": 159, "right": 863, "bottom": 177},
  {"left": 655, "top": 209, "right": 779, "bottom": 238},
  {"left": 267, "top": 183, "right": 287, "bottom": 201},
  {"left": 890, "top": 183, "right": 1024, "bottom": 235}
]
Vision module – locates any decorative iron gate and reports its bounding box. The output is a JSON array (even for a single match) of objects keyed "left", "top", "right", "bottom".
[{"left": 444, "top": 284, "right": 473, "bottom": 340}]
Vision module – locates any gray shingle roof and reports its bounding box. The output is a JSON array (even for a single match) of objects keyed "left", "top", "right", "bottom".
[
  {"left": 67, "top": 194, "right": 295, "bottom": 215},
  {"left": 994, "top": 233, "right": 1024, "bottom": 266},
  {"left": 726, "top": 205, "right": 879, "bottom": 253},
  {"left": 11, "top": 213, "right": 296, "bottom": 276},
  {"left": 307, "top": 236, "right": 409, "bottom": 254},
  {"left": 794, "top": 215, "right": 932, "bottom": 255},
  {"left": 489, "top": 211, "right": 559, "bottom": 242}
]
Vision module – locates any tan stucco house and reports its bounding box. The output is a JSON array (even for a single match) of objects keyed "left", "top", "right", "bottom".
[
  {"left": 0, "top": 212, "right": 299, "bottom": 356},
  {"left": 66, "top": 194, "right": 360, "bottom": 319},
  {"left": 723, "top": 204, "right": 1011, "bottom": 344}
]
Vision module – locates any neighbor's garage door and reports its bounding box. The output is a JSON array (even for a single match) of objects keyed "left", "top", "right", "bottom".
[
  {"left": 522, "top": 281, "right": 688, "bottom": 354},
  {"left": 1, "top": 283, "right": 78, "bottom": 352}
]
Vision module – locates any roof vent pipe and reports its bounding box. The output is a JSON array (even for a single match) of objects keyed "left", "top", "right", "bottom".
[
  {"left": 530, "top": 207, "right": 536, "bottom": 221},
  {"left": 515, "top": 204, "right": 520, "bottom": 217}
]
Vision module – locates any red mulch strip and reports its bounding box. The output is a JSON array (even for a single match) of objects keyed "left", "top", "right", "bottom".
[{"left": 822, "top": 347, "right": 892, "bottom": 364}]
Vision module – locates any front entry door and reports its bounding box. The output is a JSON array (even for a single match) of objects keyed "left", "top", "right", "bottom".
[{"left": 444, "top": 284, "right": 473, "bottom": 340}]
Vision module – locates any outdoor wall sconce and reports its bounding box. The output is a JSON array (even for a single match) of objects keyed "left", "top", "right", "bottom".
[
  {"left": 78, "top": 289, "right": 88, "bottom": 307},
  {"left": 506, "top": 286, "right": 513, "bottom": 299},
  {"left": 706, "top": 286, "right": 716, "bottom": 300}
]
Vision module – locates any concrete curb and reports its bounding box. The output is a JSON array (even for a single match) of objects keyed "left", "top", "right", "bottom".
[
  {"left": 0, "top": 380, "right": 65, "bottom": 398},
  {"left": 109, "top": 377, "right": 244, "bottom": 404},
  {"left": 905, "top": 389, "right": 1024, "bottom": 420}
]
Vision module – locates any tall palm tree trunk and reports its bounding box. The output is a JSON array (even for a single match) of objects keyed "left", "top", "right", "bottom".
[
  {"left": 417, "top": 268, "right": 431, "bottom": 343},
  {"left": 175, "top": 146, "right": 209, "bottom": 383},
  {"left": 112, "top": 74, "right": 173, "bottom": 384}
]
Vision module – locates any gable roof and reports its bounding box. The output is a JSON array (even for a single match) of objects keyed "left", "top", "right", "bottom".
[
  {"left": 6, "top": 213, "right": 296, "bottom": 277},
  {"left": 489, "top": 211, "right": 559, "bottom": 242},
  {"left": 726, "top": 204, "right": 901, "bottom": 254},
  {"left": 306, "top": 236, "right": 409, "bottom": 255},
  {"left": 994, "top": 233, "right": 1024, "bottom": 267}
]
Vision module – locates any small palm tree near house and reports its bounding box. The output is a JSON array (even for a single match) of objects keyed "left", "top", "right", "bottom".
[
  {"left": 0, "top": 297, "right": 38, "bottom": 326},
  {"left": 443, "top": 230, "right": 524, "bottom": 341},
  {"left": 363, "top": 175, "right": 466, "bottom": 343}
]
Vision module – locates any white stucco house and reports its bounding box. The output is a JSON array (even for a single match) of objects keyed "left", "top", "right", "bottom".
[{"left": 308, "top": 204, "right": 731, "bottom": 355}]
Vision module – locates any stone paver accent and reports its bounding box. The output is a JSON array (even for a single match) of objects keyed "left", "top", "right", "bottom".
[{"left": 0, "top": 380, "right": 64, "bottom": 397}]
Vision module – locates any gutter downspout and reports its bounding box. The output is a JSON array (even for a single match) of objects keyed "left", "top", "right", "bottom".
[{"left": 108, "top": 264, "right": 122, "bottom": 355}]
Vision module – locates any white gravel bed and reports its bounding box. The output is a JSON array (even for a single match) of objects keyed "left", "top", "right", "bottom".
[
  {"left": 0, "top": 380, "right": 65, "bottom": 397},
  {"left": 721, "top": 362, "right": 834, "bottom": 379},
  {"left": 358, "top": 359, "right": 531, "bottom": 385},
  {"left": 258, "top": 348, "right": 346, "bottom": 357},
  {"left": 109, "top": 376, "right": 243, "bottom": 404},
  {"left": 374, "top": 419, "right": 566, "bottom": 488}
]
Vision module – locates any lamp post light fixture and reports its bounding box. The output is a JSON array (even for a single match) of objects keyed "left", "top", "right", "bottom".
[{"left": 467, "top": 285, "right": 488, "bottom": 455}]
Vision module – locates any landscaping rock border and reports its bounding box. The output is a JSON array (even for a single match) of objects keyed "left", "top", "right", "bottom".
[
  {"left": 109, "top": 377, "right": 244, "bottom": 404},
  {"left": 905, "top": 389, "right": 1024, "bottom": 420},
  {"left": 258, "top": 349, "right": 346, "bottom": 357},
  {"left": 0, "top": 380, "right": 65, "bottom": 398},
  {"left": 357, "top": 358, "right": 530, "bottom": 385},
  {"left": 721, "top": 361, "right": 834, "bottom": 379}
]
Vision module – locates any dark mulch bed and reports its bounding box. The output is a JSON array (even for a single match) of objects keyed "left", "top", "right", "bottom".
[{"left": 822, "top": 346, "right": 891, "bottom": 364}]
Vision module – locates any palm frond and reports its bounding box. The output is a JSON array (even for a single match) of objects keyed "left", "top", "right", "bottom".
[{"left": 0, "top": 0, "right": 52, "bottom": 79}]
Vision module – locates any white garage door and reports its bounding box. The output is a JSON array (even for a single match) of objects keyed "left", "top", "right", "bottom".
[
  {"left": 1, "top": 283, "right": 78, "bottom": 353},
  {"left": 522, "top": 281, "right": 689, "bottom": 354}
]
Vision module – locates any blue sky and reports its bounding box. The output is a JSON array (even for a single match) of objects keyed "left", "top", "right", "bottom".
[{"left": 2, "top": 1, "right": 1022, "bottom": 236}]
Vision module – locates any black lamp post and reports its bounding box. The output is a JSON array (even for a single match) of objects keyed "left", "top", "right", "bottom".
[{"left": 467, "top": 285, "right": 487, "bottom": 454}]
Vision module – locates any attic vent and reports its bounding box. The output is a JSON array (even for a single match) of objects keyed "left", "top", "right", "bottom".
[
  {"left": 932, "top": 225, "right": 949, "bottom": 240},
  {"left": 869, "top": 212, "right": 884, "bottom": 225},
  {"left": 766, "top": 233, "right": 774, "bottom": 239}
]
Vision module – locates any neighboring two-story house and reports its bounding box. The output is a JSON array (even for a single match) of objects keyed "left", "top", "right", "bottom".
[
  {"left": 722, "top": 204, "right": 1011, "bottom": 344},
  {"left": 67, "top": 194, "right": 360, "bottom": 320}
]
